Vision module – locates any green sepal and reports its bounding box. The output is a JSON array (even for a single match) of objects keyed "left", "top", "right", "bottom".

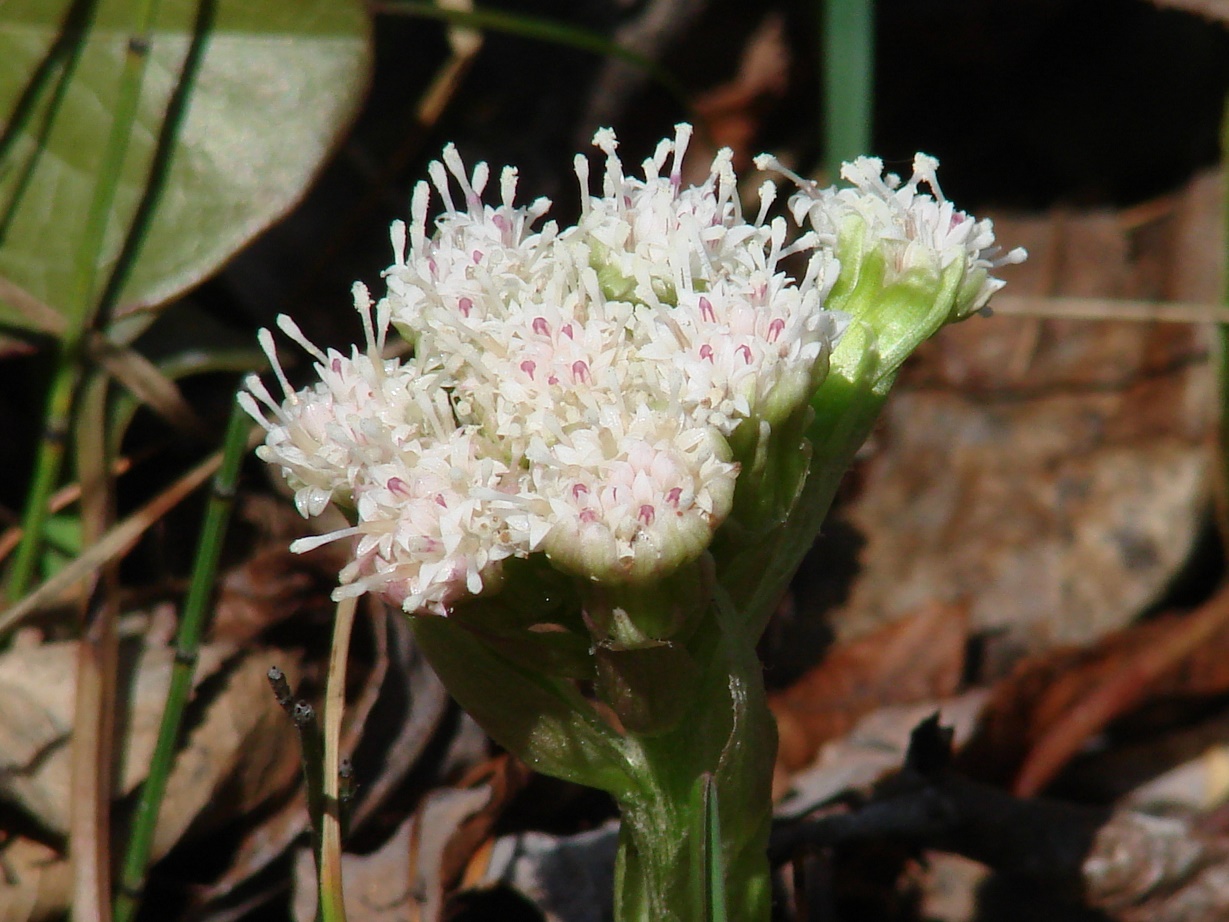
[
  {"left": 410, "top": 613, "right": 635, "bottom": 797},
  {"left": 827, "top": 216, "right": 965, "bottom": 382}
]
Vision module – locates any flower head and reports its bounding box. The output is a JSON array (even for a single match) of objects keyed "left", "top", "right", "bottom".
[
  {"left": 755, "top": 152, "right": 1025, "bottom": 378},
  {"left": 245, "top": 126, "right": 844, "bottom": 613}
]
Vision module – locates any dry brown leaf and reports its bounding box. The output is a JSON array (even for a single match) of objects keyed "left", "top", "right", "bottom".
[
  {"left": 821, "top": 170, "right": 1222, "bottom": 673},
  {"left": 0, "top": 640, "right": 301, "bottom": 920},
  {"left": 198, "top": 611, "right": 456, "bottom": 911},
  {"left": 295, "top": 783, "right": 494, "bottom": 922},
  {"left": 292, "top": 754, "right": 529, "bottom": 922},
  {"left": 150, "top": 652, "right": 304, "bottom": 856},
  {"left": 439, "top": 755, "right": 533, "bottom": 892},
  {"left": 0, "top": 836, "right": 73, "bottom": 922},
  {"left": 774, "top": 693, "right": 989, "bottom": 821},
  {"left": 959, "top": 581, "right": 1229, "bottom": 794},
  {"left": 212, "top": 545, "right": 338, "bottom": 645},
  {"left": 0, "top": 638, "right": 232, "bottom": 836},
  {"left": 474, "top": 820, "right": 620, "bottom": 922},
  {"left": 770, "top": 601, "right": 968, "bottom": 778}
]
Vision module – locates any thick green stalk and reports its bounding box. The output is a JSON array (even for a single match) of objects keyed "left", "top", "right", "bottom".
[
  {"left": 7, "top": 0, "right": 164, "bottom": 601},
  {"left": 113, "top": 403, "right": 251, "bottom": 922},
  {"left": 822, "top": 0, "right": 874, "bottom": 179},
  {"left": 607, "top": 588, "right": 775, "bottom": 922}
]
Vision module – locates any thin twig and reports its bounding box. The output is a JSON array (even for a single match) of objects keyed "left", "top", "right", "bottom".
[
  {"left": 991, "top": 294, "right": 1229, "bottom": 325},
  {"left": 319, "top": 596, "right": 358, "bottom": 922},
  {"left": 69, "top": 371, "right": 119, "bottom": 922}
]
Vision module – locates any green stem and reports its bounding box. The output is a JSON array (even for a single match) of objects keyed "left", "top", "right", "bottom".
[
  {"left": 113, "top": 402, "right": 251, "bottom": 922},
  {"left": 7, "top": 336, "right": 83, "bottom": 600},
  {"left": 822, "top": 0, "right": 874, "bottom": 179},
  {"left": 7, "top": 0, "right": 164, "bottom": 601},
  {"left": 607, "top": 591, "right": 775, "bottom": 922}
]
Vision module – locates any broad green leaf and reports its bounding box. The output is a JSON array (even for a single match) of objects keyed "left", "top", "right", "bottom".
[
  {"left": 411, "top": 613, "right": 637, "bottom": 798},
  {"left": 0, "top": 0, "right": 371, "bottom": 335}
]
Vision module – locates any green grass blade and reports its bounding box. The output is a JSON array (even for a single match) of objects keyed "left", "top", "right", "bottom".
[
  {"left": 6, "top": 0, "right": 164, "bottom": 602},
  {"left": 112, "top": 401, "right": 251, "bottom": 922},
  {"left": 0, "top": 0, "right": 96, "bottom": 245},
  {"left": 822, "top": 0, "right": 874, "bottom": 179}
]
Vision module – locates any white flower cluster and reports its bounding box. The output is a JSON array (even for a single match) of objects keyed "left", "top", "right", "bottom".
[
  {"left": 242, "top": 125, "right": 841, "bottom": 614},
  {"left": 758, "top": 152, "right": 1027, "bottom": 321}
]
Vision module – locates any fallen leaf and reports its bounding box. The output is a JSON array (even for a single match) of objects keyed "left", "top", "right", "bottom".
[
  {"left": 959, "top": 581, "right": 1229, "bottom": 794},
  {"left": 0, "top": 836, "right": 72, "bottom": 922},
  {"left": 775, "top": 693, "right": 988, "bottom": 821},
  {"left": 474, "top": 820, "right": 620, "bottom": 922},
  {"left": 1147, "top": 0, "right": 1229, "bottom": 26},
  {"left": 770, "top": 601, "right": 968, "bottom": 778},
  {"left": 691, "top": 13, "right": 790, "bottom": 165},
  {"left": 0, "top": 637, "right": 232, "bottom": 836}
]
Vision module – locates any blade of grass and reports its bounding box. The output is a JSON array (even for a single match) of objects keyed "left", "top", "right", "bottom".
[
  {"left": 112, "top": 399, "right": 251, "bottom": 922},
  {"left": 821, "top": 0, "right": 874, "bottom": 179},
  {"left": 95, "top": 0, "right": 219, "bottom": 329},
  {"left": 371, "top": 0, "right": 693, "bottom": 117},
  {"left": 7, "top": 0, "right": 167, "bottom": 602},
  {"left": 693, "top": 772, "right": 728, "bottom": 922},
  {"left": 0, "top": 430, "right": 257, "bottom": 635}
]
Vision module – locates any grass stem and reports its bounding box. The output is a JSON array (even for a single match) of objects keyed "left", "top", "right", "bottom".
[{"left": 113, "top": 402, "right": 251, "bottom": 922}]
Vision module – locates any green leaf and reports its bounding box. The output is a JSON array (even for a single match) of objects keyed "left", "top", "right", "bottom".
[
  {"left": 411, "top": 614, "right": 637, "bottom": 798},
  {"left": 0, "top": 0, "right": 371, "bottom": 335}
]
